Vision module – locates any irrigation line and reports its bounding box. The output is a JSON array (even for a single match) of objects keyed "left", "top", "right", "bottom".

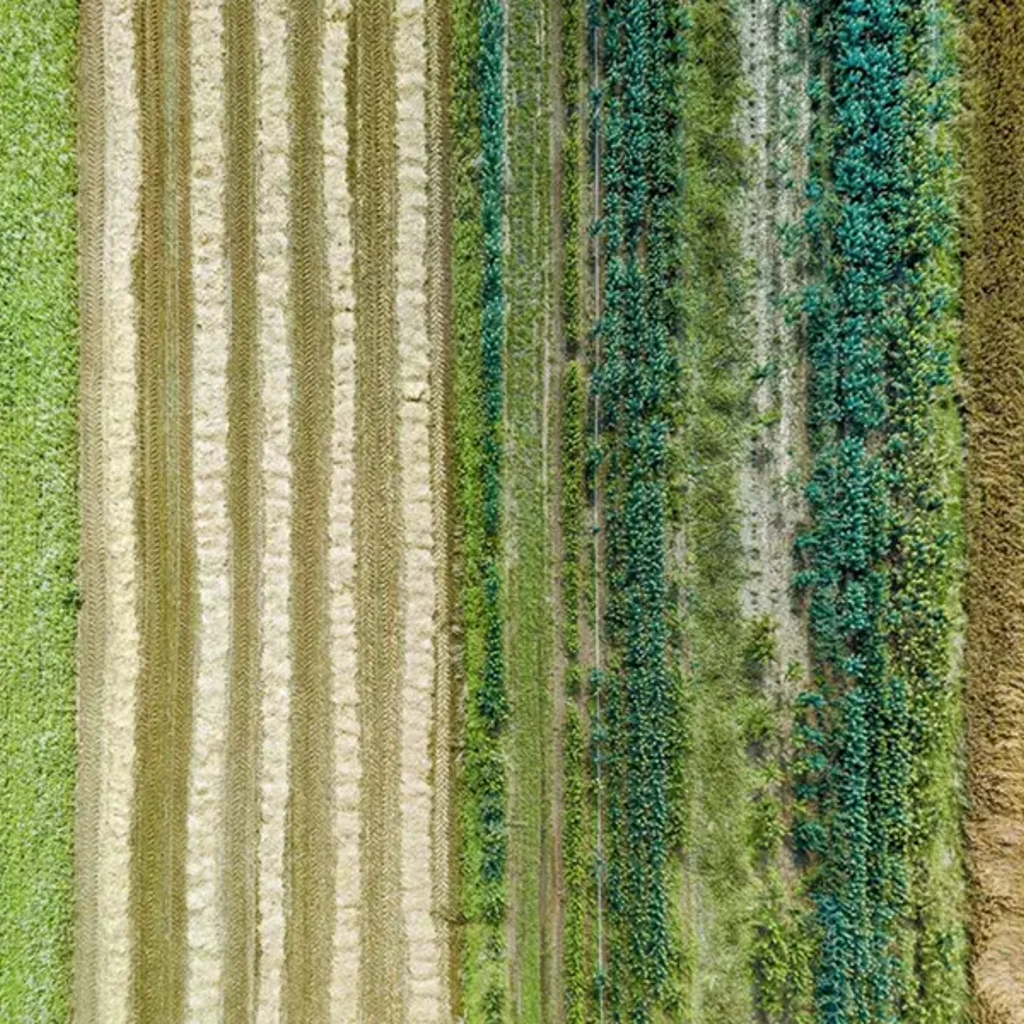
[{"left": 590, "top": 10, "right": 605, "bottom": 1022}]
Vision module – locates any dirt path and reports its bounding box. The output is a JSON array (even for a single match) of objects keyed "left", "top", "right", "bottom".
[
  {"left": 255, "top": 2, "right": 293, "bottom": 1019},
  {"left": 737, "top": 0, "right": 811, "bottom": 727},
  {"left": 185, "top": 0, "right": 230, "bottom": 1015},
  {"left": 395, "top": 0, "right": 447, "bottom": 1016},
  {"left": 964, "top": 3, "right": 1024, "bottom": 1019},
  {"left": 322, "top": 2, "right": 362, "bottom": 1019},
  {"left": 75, "top": 4, "right": 143, "bottom": 1022}
]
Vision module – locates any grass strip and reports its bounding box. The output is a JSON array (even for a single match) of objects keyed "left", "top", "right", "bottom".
[
  {"left": 0, "top": 1, "right": 78, "bottom": 1019},
  {"left": 506, "top": 0, "right": 554, "bottom": 1011},
  {"left": 675, "top": 1, "right": 757, "bottom": 1019}
]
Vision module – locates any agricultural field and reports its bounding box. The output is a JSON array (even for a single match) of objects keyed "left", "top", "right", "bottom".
[{"left": 1, "top": 0, "right": 1023, "bottom": 1023}]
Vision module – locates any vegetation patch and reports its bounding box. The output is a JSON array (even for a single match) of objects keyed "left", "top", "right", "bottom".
[
  {"left": 595, "top": 0, "right": 684, "bottom": 1017},
  {"left": 0, "top": 1, "right": 78, "bottom": 1019},
  {"left": 795, "top": 2, "right": 966, "bottom": 1021},
  {"left": 452, "top": 0, "right": 510, "bottom": 1013}
]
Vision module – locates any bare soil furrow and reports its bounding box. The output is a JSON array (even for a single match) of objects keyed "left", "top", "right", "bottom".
[
  {"left": 184, "top": 0, "right": 230, "bottom": 1015},
  {"left": 964, "top": 3, "right": 1024, "bottom": 1018},
  {"left": 282, "top": 1, "right": 336, "bottom": 1020},
  {"left": 255, "top": 1, "right": 293, "bottom": 1018},
  {"left": 322, "top": 1, "right": 361, "bottom": 1018},
  {"left": 130, "top": 0, "right": 197, "bottom": 1018},
  {"left": 221, "top": 0, "right": 264, "bottom": 1017},
  {"left": 351, "top": 0, "right": 406, "bottom": 1013}
]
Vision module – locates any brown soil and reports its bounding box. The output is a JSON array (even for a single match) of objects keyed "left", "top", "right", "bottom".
[
  {"left": 129, "top": 1, "right": 196, "bottom": 1019},
  {"left": 963, "top": 3, "right": 1024, "bottom": 1020},
  {"left": 221, "top": 0, "right": 264, "bottom": 1016},
  {"left": 350, "top": 0, "right": 407, "bottom": 1015},
  {"left": 281, "top": 2, "right": 336, "bottom": 1020}
]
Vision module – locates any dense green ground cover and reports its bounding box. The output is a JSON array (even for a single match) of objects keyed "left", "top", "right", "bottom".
[
  {"left": 505, "top": 0, "right": 554, "bottom": 1011},
  {"left": 795, "top": 1, "right": 966, "bottom": 1021},
  {"left": 675, "top": 2, "right": 756, "bottom": 1020},
  {"left": 0, "top": 1, "right": 79, "bottom": 1019},
  {"left": 557, "top": 0, "right": 595, "bottom": 1017}
]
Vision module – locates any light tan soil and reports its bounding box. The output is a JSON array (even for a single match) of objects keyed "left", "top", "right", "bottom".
[
  {"left": 255, "top": 2, "right": 293, "bottom": 1019},
  {"left": 184, "top": 0, "right": 230, "bottom": 1015},
  {"left": 738, "top": 0, "right": 811, "bottom": 725},
  {"left": 395, "top": 0, "right": 447, "bottom": 1016},
  {"left": 77, "top": 3, "right": 143, "bottom": 1022},
  {"left": 322, "top": 2, "right": 362, "bottom": 1019},
  {"left": 424, "top": 0, "right": 457, "bottom": 1012}
]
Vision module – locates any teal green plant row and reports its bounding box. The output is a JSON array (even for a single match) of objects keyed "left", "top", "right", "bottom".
[
  {"left": 597, "top": 0, "right": 683, "bottom": 1016},
  {"left": 0, "top": 1, "right": 79, "bottom": 1020},
  {"left": 452, "top": 0, "right": 509, "bottom": 1011},
  {"left": 795, "top": 1, "right": 965, "bottom": 1022},
  {"left": 886, "top": 2, "right": 967, "bottom": 1019}
]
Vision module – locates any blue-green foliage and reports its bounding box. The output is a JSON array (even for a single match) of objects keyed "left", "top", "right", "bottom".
[
  {"left": 796, "top": 1, "right": 963, "bottom": 1022},
  {"left": 596, "top": 0, "right": 682, "bottom": 1017},
  {"left": 454, "top": 0, "right": 509, "bottom": 1012}
]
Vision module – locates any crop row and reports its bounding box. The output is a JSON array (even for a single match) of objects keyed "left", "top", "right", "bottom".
[
  {"left": 596, "top": 0, "right": 682, "bottom": 1016},
  {"left": 795, "top": 1, "right": 964, "bottom": 1022},
  {"left": 558, "top": 0, "right": 594, "bottom": 1012},
  {"left": 451, "top": 0, "right": 508, "bottom": 1012}
]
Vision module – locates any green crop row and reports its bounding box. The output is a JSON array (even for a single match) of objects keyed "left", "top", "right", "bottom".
[
  {"left": 561, "top": 0, "right": 584, "bottom": 359},
  {"left": 559, "top": 0, "right": 593, "bottom": 1010},
  {"left": 0, "top": 1, "right": 79, "bottom": 1020},
  {"left": 885, "top": 3, "right": 967, "bottom": 1019},
  {"left": 452, "top": 0, "right": 509, "bottom": 1012},
  {"left": 596, "top": 0, "right": 683, "bottom": 1017},
  {"left": 794, "top": 2, "right": 965, "bottom": 1022},
  {"left": 561, "top": 360, "right": 593, "bottom": 1024}
]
